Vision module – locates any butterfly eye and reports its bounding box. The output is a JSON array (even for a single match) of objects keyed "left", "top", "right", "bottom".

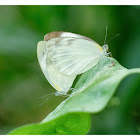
[{"left": 102, "top": 44, "right": 108, "bottom": 51}]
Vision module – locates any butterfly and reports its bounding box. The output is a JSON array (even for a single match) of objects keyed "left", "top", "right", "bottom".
[{"left": 37, "top": 31, "right": 108, "bottom": 96}]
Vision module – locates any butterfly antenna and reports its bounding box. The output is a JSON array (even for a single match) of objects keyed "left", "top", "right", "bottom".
[
  {"left": 106, "top": 34, "right": 120, "bottom": 44},
  {"left": 39, "top": 93, "right": 53, "bottom": 107},
  {"left": 104, "top": 26, "right": 108, "bottom": 45},
  {"left": 38, "top": 92, "right": 54, "bottom": 100}
]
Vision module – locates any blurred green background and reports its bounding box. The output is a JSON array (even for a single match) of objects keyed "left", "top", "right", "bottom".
[{"left": 0, "top": 6, "right": 140, "bottom": 135}]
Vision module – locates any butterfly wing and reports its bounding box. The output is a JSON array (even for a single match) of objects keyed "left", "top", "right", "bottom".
[
  {"left": 37, "top": 41, "right": 76, "bottom": 93},
  {"left": 47, "top": 37, "right": 104, "bottom": 76}
]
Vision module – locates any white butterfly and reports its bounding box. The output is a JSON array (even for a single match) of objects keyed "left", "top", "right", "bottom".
[{"left": 37, "top": 31, "right": 108, "bottom": 96}]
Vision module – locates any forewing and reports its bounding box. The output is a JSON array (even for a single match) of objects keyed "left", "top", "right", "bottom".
[{"left": 47, "top": 37, "right": 103, "bottom": 76}]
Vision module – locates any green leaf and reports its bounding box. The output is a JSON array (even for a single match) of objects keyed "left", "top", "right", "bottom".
[
  {"left": 8, "top": 57, "right": 140, "bottom": 135},
  {"left": 8, "top": 113, "right": 90, "bottom": 135}
]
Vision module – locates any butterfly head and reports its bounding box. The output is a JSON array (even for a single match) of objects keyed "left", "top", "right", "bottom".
[
  {"left": 102, "top": 44, "right": 108, "bottom": 55},
  {"left": 54, "top": 90, "right": 67, "bottom": 96},
  {"left": 102, "top": 44, "right": 112, "bottom": 57}
]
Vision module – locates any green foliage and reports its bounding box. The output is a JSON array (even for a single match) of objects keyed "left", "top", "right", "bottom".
[
  {"left": 8, "top": 57, "right": 140, "bottom": 135},
  {"left": 0, "top": 6, "right": 140, "bottom": 135},
  {"left": 8, "top": 113, "right": 90, "bottom": 135}
]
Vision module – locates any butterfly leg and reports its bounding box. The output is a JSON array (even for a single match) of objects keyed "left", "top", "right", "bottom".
[{"left": 39, "top": 93, "right": 53, "bottom": 107}]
